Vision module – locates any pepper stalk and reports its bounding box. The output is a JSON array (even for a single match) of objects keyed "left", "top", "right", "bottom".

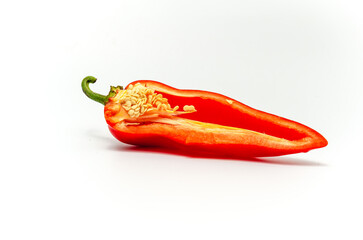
[{"left": 81, "top": 76, "right": 123, "bottom": 105}]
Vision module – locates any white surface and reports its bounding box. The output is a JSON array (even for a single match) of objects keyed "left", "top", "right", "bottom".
[{"left": 1, "top": 0, "right": 363, "bottom": 239}]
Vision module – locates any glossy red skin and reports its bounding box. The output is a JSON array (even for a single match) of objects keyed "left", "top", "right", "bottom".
[{"left": 105, "top": 80, "right": 327, "bottom": 158}]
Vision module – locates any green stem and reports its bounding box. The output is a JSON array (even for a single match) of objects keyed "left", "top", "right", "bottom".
[
  {"left": 81, "top": 76, "right": 108, "bottom": 105},
  {"left": 82, "top": 76, "right": 123, "bottom": 105}
]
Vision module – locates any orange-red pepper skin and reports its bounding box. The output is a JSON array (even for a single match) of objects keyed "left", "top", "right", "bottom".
[{"left": 104, "top": 80, "right": 327, "bottom": 158}]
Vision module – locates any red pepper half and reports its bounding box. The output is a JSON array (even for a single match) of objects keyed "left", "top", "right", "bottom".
[{"left": 82, "top": 76, "right": 327, "bottom": 158}]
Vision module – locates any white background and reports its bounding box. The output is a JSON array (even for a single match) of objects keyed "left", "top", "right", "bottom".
[{"left": 1, "top": 0, "right": 363, "bottom": 239}]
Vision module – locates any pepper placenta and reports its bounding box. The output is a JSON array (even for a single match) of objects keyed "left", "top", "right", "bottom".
[{"left": 82, "top": 76, "right": 327, "bottom": 158}]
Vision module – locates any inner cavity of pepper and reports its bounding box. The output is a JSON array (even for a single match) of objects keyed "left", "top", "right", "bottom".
[
  {"left": 107, "top": 82, "right": 307, "bottom": 141},
  {"left": 108, "top": 83, "right": 196, "bottom": 123}
]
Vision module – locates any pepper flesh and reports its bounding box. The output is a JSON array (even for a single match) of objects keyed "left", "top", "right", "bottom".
[{"left": 82, "top": 76, "right": 328, "bottom": 158}]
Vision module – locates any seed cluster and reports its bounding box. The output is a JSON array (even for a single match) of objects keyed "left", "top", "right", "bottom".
[
  {"left": 183, "top": 105, "right": 196, "bottom": 112},
  {"left": 115, "top": 83, "right": 180, "bottom": 118}
]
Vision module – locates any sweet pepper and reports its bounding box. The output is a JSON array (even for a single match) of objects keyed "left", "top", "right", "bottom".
[{"left": 82, "top": 76, "right": 327, "bottom": 158}]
